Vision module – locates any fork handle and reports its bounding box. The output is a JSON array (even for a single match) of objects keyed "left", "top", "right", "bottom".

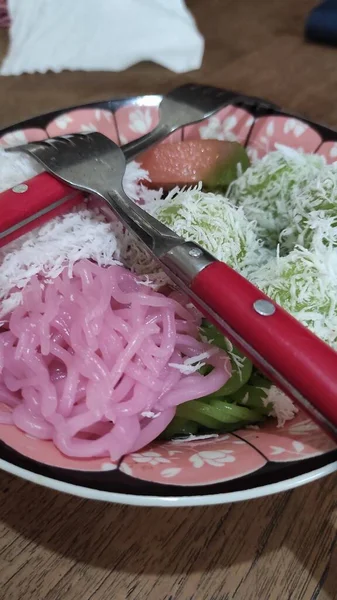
[
  {"left": 161, "top": 244, "right": 337, "bottom": 439},
  {"left": 0, "top": 173, "right": 82, "bottom": 246}
]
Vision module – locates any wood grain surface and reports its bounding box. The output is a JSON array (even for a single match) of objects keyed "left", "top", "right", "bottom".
[{"left": 0, "top": 1, "right": 336, "bottom": 598}]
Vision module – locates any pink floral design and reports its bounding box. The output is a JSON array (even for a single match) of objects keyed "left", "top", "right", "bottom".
[
  {"left": 316, "top": 141, "right": 337, "bottom": 164},
  {"left": 114, "top": 105, "right": 182, "bottom": 145},
  {"left": 247, "top": 116, "right": 322, "bottom": 160},
  {"left": 0, "top": 128, "right": 47, "bottom": 147},
  {"left": 46, "top": 109, "right": 119, "bottom": 143},
  {"left": 189, "top": 449, "right": 235, "bottom": 468},
  {"left": 183, "top": 105, "right": 253, "bottom": 144},
  {"left": 236, "top": 411, "right": 336, "bottom": 462},
  {"left": 131, "top": 450, "right": 171, "bottom": 466},
  {"left": 119, "top": 435, "right": 266, "bottom": 486}
]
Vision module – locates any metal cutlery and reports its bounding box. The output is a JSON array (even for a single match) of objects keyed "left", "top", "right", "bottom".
[{"left": 1, "top": 83, "right": 245, "bottom": 245}]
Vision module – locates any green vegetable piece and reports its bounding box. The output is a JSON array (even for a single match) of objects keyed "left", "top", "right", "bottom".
[
  {"left": 204, "top": 142, "right": 251, "bottom": 191},
  {"left": 201, "top": 321, "right": 229, "bottom": 350},
  {"left": 178, "top": 398, "right": 262, "bottom": 425},
  {"left": 249, "top": 370, "right": 272, "bottom": 389},
  {"left": 230, "top": 384, "right": 272, "bottom": 416},
  {"left": 177, "top": 402, "right": 224, "bottom": 429},
  {"left": 208, "top": 398, "right": 263, "bottom": 422},
  {"left": 199, "top": 364, "right": 213, "bottom": 376},
  {"left": 161, "top": 416, "right": 199, "bottom": 440},
  {"left": 200, "top": 322, "right": 253, "bottom": 395}
]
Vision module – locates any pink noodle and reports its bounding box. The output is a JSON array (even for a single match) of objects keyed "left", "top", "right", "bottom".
[{"left": 0, "top": 260, "right": 231, "bottom": 460}]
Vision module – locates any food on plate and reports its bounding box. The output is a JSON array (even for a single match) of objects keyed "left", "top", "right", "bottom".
[
  {"left": 161, "top": 322, "right": 297, "bottom": 440},
  {"left": 138, "top": 139, "right": 250, "bottom": 190},
  {"left": 2, "top": 133, "right": 334, "bottom": 461},
  {"left": 252, "top": 219, "right": 337, "bottom": 349},
  {"left": 228, "top": 146, "right": 327, "bottom": 249},
  {"left": 280, "top": 163, "right": 337, "bottom": 251},
  {"left": 0, "top": 260, "right": 230, "bottom": 460},
  {"left": 200, "top": 322, "right": 253, "bottom": 396},
  {"left": 0, "top": 160, "right": 157, "bottom": 316},
  {"left": 145, "top": 185, "right": 268, "bottom": 277},
  {"left": 110, "top": 183, "right": 270, "bottom": 288}
]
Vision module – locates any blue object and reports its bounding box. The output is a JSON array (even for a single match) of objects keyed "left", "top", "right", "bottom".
[{"left": 305, "top": 0, "right": 337, "bottom": 46}]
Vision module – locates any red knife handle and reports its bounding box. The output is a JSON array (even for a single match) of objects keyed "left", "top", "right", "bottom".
[
  {"left": 190, "top": 260, "right": 337, "bottom": 437},
  {"left": 0, "top": 172, "right": 84, "bottom": 246}
]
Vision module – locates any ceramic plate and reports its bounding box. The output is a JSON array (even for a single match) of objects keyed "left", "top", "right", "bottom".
[{"left": 0, "top": 88, "right": 336, "bottom": 506}]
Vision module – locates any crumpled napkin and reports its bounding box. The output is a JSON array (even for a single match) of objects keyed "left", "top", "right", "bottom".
[{"left": 0, "top": 0, "right": 204, "bottom": 76}]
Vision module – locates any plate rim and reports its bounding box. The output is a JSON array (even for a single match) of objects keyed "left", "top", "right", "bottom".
[
  {"left": 1, "top": 456, "right": 335, "bottom": 506},
  {"left": 1, "top": 88, "right": 337, "bottom": 504}
]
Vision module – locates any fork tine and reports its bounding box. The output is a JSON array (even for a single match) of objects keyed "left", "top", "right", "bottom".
[
  {"left": 6, "top": 139, "right": 50, "bottom": 154},
  {"left": 43, "top": 139, "right": 62, "bottom": 150},
  {"left": 48, "top": 137, "right": 75, "bottom": 148},
  {"left": 60, "top": 133, "right": 88, "bottom": 143}
]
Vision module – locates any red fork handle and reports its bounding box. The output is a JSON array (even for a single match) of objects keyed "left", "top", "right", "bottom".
[
  {"left": 0, "top": 172, "right": 84, "bottom": 246},
  {"left": 190, "top": 261, "right": 337, "bottom": 439}
]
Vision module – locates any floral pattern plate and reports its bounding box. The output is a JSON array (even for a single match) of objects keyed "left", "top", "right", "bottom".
[{"left": 0, "top": 88, "right": 336, "bottom": 506}]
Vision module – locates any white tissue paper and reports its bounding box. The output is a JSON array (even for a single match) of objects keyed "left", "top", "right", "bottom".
[{"left": 0, "top": 0, "right": 204, "bottom": 76}]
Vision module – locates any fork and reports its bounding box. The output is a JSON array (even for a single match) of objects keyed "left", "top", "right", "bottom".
[
  {"left": 1, "top": 83, "right": 247, "bottom": 245},
  {"left": 7, "top": 132, "right": 337, "bottom": 439},
  {"left": 122, "top": 82, "right": 279, "bottom": 161},
  {"left": 122, "top": 83, "right": 246, "bottom": 160}
]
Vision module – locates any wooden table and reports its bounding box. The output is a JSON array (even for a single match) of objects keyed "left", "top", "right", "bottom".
[{"left": 0, "top": 1, "right": 336, "bottom": 598}]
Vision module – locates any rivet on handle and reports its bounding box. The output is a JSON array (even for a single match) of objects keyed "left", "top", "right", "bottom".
[
  {"left": 12, "top": 184, "right": 28, "bottom": 194},
  {"left": 188, "top": 248, "right": 203, "bottom": 258},
  {"left": 253, "top": 299, "right": 276, "bottom": 316}
]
